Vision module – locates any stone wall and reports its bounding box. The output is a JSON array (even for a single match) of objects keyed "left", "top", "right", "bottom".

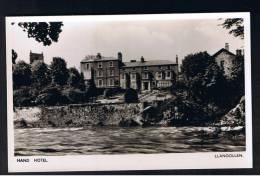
[{"left": 14, "top": 103, "right": 143, "bottom": 128}]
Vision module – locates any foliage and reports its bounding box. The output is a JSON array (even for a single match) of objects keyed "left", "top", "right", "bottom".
[
  {"left": 12, "top": 49, "right": 17, "bottom": 64},
  {"left": 67, "top": 67, "right": 85, "bottom": 90},
  {"left": 181, "top": 52, "right": 213, "bottom": 80},
  {"left": 62, "top": 88, "right": 86, "bottom": 103},
  {"left": 221, "top": 18, "right": 244, "bottom": 39},
  {"left": 50, "top": 57, "right": 69, "bottom": 86},
  {"left": 17, "top": 22, "right": 63, "bottom": 46},
  {"left": 124, "top": 88, "right": 138, "bottom": 103},
  {"left": 13, "top": 61, "right": 32, "bottom": 88},
  {"left": 85, "top": 78, "right": 97, "bottom": 97},
  {"left": 31, "top": 61, "right": 50, "bottom": 87}
]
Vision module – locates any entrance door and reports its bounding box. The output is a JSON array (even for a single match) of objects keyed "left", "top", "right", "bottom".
[{"left": 143, "top": 82, "right": 149, "bottom": 90}]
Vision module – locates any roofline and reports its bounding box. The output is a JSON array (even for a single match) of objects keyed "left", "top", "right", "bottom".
[{"left": 212, "top": 48, "right": 236, "bottom": 57}]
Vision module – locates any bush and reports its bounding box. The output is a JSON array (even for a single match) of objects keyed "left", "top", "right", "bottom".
[
  {"left": 103, "top": 87, "right": 124, "bottom": 98},
  {"left": 13, "top": 87, "right": 34, "bottom": 107},
  {"left": 124, "top": 88, "right": 138, "bottom": 103},
  {"left": 35, "top": 86, "right": 70, "bottom": 106},
  {"left": 62, "top": 88, "right": 87, "bottom": 103}
]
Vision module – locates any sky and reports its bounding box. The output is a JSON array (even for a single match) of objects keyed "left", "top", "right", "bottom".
[{"left": 7, "top": 17, "right": 244, "bottom": 70}]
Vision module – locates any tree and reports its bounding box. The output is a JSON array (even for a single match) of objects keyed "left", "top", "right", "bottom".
[
  {"left": 13, "top": 61, "right": 32, "bottom": 88},
  {"left": 31, "top": 61, "right": 50, "bottom": 87},
  {"left": 221, "top": 18, "right": 244, "bottom": 39},
  {"left": 50, "top": 57, "right": 69, "bottom": 86},
  {"left": 12, "top": 49, "right": 17, "bottom": 64},
  {"left": 15, "top": 22, "right": 63, "bottom": 46},
  {"left": 181, "top": 52, "right": 214, "bottom": 81},
  {"left": 67, "top": 67, "right": 85, "bottom": 89}
]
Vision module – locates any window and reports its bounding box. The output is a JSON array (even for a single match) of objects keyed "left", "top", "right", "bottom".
[
  {"left": 220, "top": 60, "right": 225, "bottom": 69},
  {"left": 109, "top": 79, "right": 114, "bottom": 86},
  {"left": 98, "top": 79, "right": 103, "bottom": 87},
  {"left": 143, "top": 66, "right": 148, "bottom": 70},
  {"left": 167, "top": 71, "right": 171, "bottom": 78},
  {"left": 157, "top": 72, "right": 162, "bottom": 79},
  {"left": 121, "top": 74, "right": 125, "bottom": 79},
  {"left": 132, "top": 67, "right": 136, "bottom": 71},
  {"left": 159, "top": 66, "right": 162, "bottom": 69},
  {"left": 98, "top": 62, "right": 102, "bottom": 68},
  {"left": 109, "top": 61, "right": 114, "bottom": 67},
  {"left": 167, "top": 65, "right": 170, "bottom": 70},
  {"left": 98, "top": 70, "right": 103, "bottom": 77},
  {"left": 143, "top": 72, "right": 149, "bottom": 79},
  {"left": 110, "top": 70, "right": 114, "bottom": 76},
  {"left": 86, "top": 63, "right": 89, "bottom": 70},
  {"left": 131, "top": 74, "right": 136, "bottom": 79}
]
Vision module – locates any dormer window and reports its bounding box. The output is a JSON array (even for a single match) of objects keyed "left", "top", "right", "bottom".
[{"left": 98, "top": 62, "right": 102, "bottom": 68}]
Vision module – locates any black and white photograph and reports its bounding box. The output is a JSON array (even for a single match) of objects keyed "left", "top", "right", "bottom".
[{"left": 6, "top": 13, "right": 252, "bottom": 172}]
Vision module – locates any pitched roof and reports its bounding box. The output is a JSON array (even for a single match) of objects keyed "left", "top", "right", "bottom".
[
  {"left": 123, "top": 60, "right": 176, "bottom": 67},
  {"left": 212, "top": 48, "right": 236, "bottom": 58},
  {"left": 81, "top": 55, "right": 118, "bottom": 63}
]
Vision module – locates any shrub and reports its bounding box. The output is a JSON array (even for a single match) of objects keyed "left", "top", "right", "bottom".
[
  {"left": 62, "top": 88, "right": 87, "bottom": 103},
  {"left": 124, "top": 88, "right": 138, "bottom": 103}
]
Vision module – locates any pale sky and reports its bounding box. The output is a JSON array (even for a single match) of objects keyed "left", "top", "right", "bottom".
[{"left": 7, "top": 18, "right": 244, "bottom": 70}]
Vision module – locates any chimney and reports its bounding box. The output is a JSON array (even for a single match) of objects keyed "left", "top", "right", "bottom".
[
  {"left": 236, "top": 49, "right": 242, "bottom": 56},
  {"left": 225, "top": 43, "right": 229, "bottom": 51},
  {"left": 118, "top": 52, "right": 122, "bottom": 62},
  {"left": 96, "top": 53, "right": 101, "bottom": 59},
  {"left": 140, "top": 56, "right": 145, "bottom": 63},
  {"left": 176, "top": 55, "right": 179, "bottom": 65},
  {"left": 130, "top": 60, "right": 136, "bottom": 62}
]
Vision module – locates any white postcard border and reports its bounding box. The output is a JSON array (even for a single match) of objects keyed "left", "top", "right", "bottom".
[{"left": 6, "top": 12, "right": 252, "bottom": 172}]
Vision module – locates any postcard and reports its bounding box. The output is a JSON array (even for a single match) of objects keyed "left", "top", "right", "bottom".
[{"left": 6, "top": 12, "right": 252, "bottom": 172}]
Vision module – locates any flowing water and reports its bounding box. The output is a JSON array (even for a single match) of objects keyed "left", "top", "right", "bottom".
[{"left": 14, "top": 126, "right": 245, "bottom": 156}]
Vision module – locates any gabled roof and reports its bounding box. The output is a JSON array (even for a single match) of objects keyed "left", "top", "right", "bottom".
[
  {"left": 123, "top": 60, "right": 176, "bottom": 68},
  {"left": 81, "top": 55, "right": 118, "bottom": 63},
  {"left": 212, "top": 48, "right": 236, "bottom": 58}
]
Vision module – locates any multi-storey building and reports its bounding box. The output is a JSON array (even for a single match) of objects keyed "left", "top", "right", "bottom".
[
  {"left": 81, "top": 52, "right": 179, "bottom": 91},
  {"left": 80, "top": 53, "right": 122, "bottom": 88},
  {"left": 120, "top": 56, "right": 178, "bottom": 91}
]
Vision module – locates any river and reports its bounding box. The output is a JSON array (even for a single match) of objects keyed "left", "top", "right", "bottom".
[{"left": 14, "top": 126, "right": 245, "bottom": 156}]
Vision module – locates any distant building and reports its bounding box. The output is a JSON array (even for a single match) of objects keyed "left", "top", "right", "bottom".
[
  {"left": 80, "top": 52, "right": 122, "bottom": 88},
  {"left": 30, "top": 51, "right": 44, "bottom": 64},
  {"left": 213, "top": 43, "right": 244, "bottom": 77},
  {"left": 80, "top": 52, "right": 178, "bottom": 91}
]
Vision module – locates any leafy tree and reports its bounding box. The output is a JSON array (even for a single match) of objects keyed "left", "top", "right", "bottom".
[
  {"left": 221, "top": 18, "right": 244, "bottom": 39},
  {"left": 181, "top": 52, "right": 214, "bottom": 81},
  {"left": 16, "top": 22, "right": 63, "bottom": 46},
  {"left": 50, "top": 57, "right": 69, "bottom": 86},
  {"left": 68, "top": 67, "right": 85, "bottom": 89},
  {"left": 12, "top": 49, "right": 17, "bottom": 64},
  {"left": 13, "top": 61, "right": 32, "bottom": 88},
  {"left": 31, "top": 61, "right": 50, "bottom": 86}
]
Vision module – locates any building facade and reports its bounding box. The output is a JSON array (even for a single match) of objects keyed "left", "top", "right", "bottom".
[
  {"left": 213, "top": 43, "right": 244, "bottom": 78},
  {"left": 120, "top": 56, "right": 179, "bottom": 91},
  {"left": 80, "top": 53, "right": 122, "bottom": 88},
  {"left": 80, "top": 52, "right": 178, "bottom": 91}
]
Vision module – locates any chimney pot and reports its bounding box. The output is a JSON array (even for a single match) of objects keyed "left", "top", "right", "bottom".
[
  {"left": 225, "top": 43, "right": 229, "bottom": 51},
  {"left": 140, "top": 56, "right": 145, "bottom": 63}
]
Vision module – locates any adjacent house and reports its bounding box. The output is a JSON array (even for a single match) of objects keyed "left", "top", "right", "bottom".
[
  {"left": 120, "top": 56, "right": 179, "bottom": 91},
  {"left": 213, "top": 43, "right": 244, "bottom": 78}
]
